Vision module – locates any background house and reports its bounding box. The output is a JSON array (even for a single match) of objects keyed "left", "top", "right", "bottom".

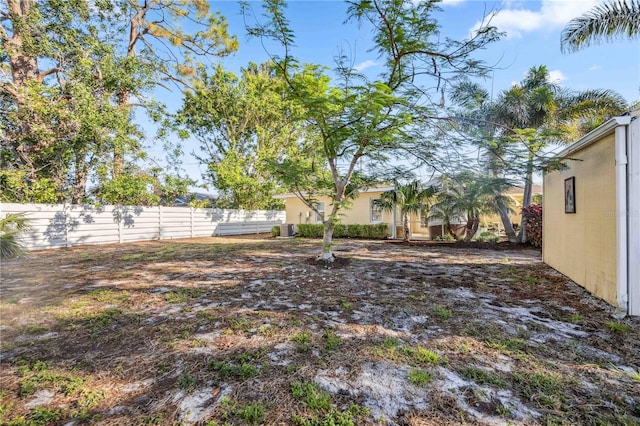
[
  {"left": 479, "top": 184, "right": 543, "bottom": 233},
  {"left": 274, "top": 185, "right": 466, "bottom": 240},
  {"left": 543, "top": 114, "right": 639, "bottom": 315}
]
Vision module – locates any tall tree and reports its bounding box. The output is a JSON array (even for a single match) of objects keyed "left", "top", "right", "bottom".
[
  {"left": 1, "top": 0, "right": 237, "bottom": 204},
  {"left": 492, "top": 65, "right": 627, "bottom": 242},
  {"left": 561, "top": 0, "right": 640, "bottom": 53},
  {"left": 178, "top": 62, "right": 304, "bottom": 210},
  {"left": 105, "top": 0, "right": 238, "bottom": 176},
  {"left": 449, "top": 81, "right": 519, "bottom": 242},
  {"left": 245, "top": 0, "right": 500, "bottom": 260},
  {"left": 0, "top": 0, "right": 134, "bottom": 202}
]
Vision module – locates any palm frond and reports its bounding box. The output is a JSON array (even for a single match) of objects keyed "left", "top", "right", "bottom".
[
  {"left": 561, "top": 0, "right": 640, "bottom": 53},
  {"left": 0, "top": 213, "right": 30, "bottom": 259}
]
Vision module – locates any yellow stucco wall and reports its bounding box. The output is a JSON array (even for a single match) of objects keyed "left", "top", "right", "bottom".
[
  {"left": 283, "top": 191, "right": 393, "bottom": 226},
  {"left": 543, "top": 132, "right": 617, "bottom": 305}
]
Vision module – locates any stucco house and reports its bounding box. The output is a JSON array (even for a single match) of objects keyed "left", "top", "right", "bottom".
[
  {"left": 274, "top": 186, "right": 464, "bottom": 240},
  {"left": 543, "top": 114, "right": 639, "bottom": 316},
  {"left": 480, "top": 184, "right": 543, "bottom": 233}
]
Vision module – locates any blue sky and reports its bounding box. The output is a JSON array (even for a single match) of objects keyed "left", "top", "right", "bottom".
[{"left": 144, "top": 0, "right": 640, "bottom": 185}]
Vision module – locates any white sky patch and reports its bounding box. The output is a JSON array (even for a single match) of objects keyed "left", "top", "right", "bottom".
[
  {"left": 353, "top": 60, "right": 377, "bottom": 72},
  {"left": 589, "top": 64, "right": 602, "bottom": 71},
  {"left": 440, "top": 0, "right": 466, "bottom": 6},
  {"left": 472, "top": 0, "right": 598, "bottom": 38},
  {"left": 548, "top": 69, "right": 567, "bottom": 83}
]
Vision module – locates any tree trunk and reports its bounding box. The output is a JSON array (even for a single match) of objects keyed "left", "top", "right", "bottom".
[
  {"left": 403, "top": 211, "right": 410, "bottom": 242},
  {"left": 496, "top": 196, "right": 517, "bottom": 242},
  {"left": 71, "top": 153, "right": 88, "bottom": 204},
  {"left": 319, "top": 217, "right": 335, "bottom": 261},
  {"left": 517, "top": 156, "right": 534, "bottom": 243},
  {"left": 113, "top": 91, "right": 130, "bottom": 177},
  {"left": 464, "top": 215, "right": 479, "bottom": 242},
  {"left": 445, "top": 219, "right": 456, "bottom": 240},
  {"left": 6, "top": 1, "right": 39, "bottom": 88}
]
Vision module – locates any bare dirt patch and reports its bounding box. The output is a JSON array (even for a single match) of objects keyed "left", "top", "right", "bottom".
[{"left": 1, "top": 237, "right": 639, "bottom": 425}]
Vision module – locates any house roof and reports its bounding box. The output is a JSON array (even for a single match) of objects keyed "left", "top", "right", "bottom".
[
  {"left": 273, "top": 186, "right": 394, "bottom": 199},
  {"left": 505, "top": 184, "right": 543, "bottom": 196}
]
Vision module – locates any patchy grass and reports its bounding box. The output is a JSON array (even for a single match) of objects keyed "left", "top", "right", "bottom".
[
  {"left": 407, "top": 368, "right": 432, "bottom": 387},
  {"left": 605, "top": 320, "right": 633, "bottom": 334},
  {"left": 0, "top": 236, "right": 638, "bottom": 425}
]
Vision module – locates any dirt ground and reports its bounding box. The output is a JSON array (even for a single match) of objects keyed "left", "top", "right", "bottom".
[{"left": 1, "top": 236, "right": 639, "bottom": 425}]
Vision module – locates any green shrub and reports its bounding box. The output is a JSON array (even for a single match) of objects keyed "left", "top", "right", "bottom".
[
  {"left": 295, "top": 223, "right": 388, "bottom": 239},
  {"left": 442, "top": 233, "right": 455, "bottom": 241},
  {"left": 476, "top": 231, "right": 499, "bottom": 243},
  {"left": 333, "top": 224, "right": 346, "bottom": 238},
  {"left": 346, "top": 224, "right": 362, "bottom": 238},
  {"left": 297, "top": 224, "right": 324, "bottom": 238},
  {"left": 272, "top": 225, "right": 280, "bottom": 237}
]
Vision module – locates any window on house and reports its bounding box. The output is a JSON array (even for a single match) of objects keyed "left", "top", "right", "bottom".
[
  {"left": 370, "top": 198, "right": 383, "bottom": 223},
  {"left": 315, "top": 202, "right": 325, "bottom": 223},
  {"left": 420, "top": 208, "right": 429, "bottom": 228}
]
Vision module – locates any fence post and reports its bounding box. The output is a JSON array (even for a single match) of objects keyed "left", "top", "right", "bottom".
[
  {"left": 64, "top": 204, "right": 70, "bottom": 247},
  {"left": 158, "top": 205, "right": 163, "bottom": 240},
  {"left": 190, "top": 207, "right": 194, "bottom": 238},
  {"left": 117, "top": 206, "right": 123, "bottom": 244}
]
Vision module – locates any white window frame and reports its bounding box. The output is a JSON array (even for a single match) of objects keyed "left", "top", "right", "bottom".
[
  {"left": 370, "top": 198, "right": 383, "bottom": 223},
  {"left": 315, "top": 202, "right": 325, "bottom": 223}
]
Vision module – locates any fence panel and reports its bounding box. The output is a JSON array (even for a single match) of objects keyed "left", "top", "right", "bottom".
[{"left": 1, "top": 203, "right": 284, "bottom": 251}]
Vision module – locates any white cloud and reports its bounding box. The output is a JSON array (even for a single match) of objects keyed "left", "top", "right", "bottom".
[
  {"left": 589, "top": 64, "right": 601, "bottom": 71},
  {"left": 473, "top": 0, "right": 598, "bottom": 38},
  {"left": 440, "top": 0, "right": 466, "bottom": 6},
  {"left": 353, "top": 60, "right": 377, "bottom": 72},
  {"left": 548, "top": 69, "right": 567, "bottom": 83}
]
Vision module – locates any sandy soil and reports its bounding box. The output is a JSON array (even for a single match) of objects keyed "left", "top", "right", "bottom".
[{"left": 0, "top": 236, "right": 638, "bottom": 425}]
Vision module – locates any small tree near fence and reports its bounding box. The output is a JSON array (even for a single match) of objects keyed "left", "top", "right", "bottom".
[{"left": 522, "top": 204, "right": 542, "bottom": 248}]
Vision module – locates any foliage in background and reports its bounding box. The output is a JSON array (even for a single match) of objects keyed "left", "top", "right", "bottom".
[
  {"left": 522, "top": 204, "right": 543, "bottom": 248},
  {"left": 178, "top": 63, "right": 304, "bottom": 210},
  {"left": 296, "top": 223, "right": 389, "bottom": 239},
  {"left": 450, "top": 66, "right": 626, "bottom": 243},
  {"left": 0, "top": 213, "right": 30, "bottom": 258},
  {"left": 561, "top": 0, "right": 640, "bottom": 53},
  {"left": 244, "top": 0, "right": 500, "bottom": 260},
  {"left": 377, "top": 181, "right": 437, "bottom": 242},
  {"left": 429, "top": 172, "right": 513, "bottom": 242},
  {"left": 476, "top": 231, "right": 500, "bottom": 243},
  {"left": 1, "top": 0, "right": 236, "bottom": 205}
]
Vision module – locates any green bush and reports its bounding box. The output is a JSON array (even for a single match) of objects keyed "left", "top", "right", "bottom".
[
  {"left": 346, "top": 224, "right": 362, "bottom": 238},
  {"left": 476, "top": 231, "right": 499, "bottom": 243},
  {"left": 296, "top": 223, "right": 388, "bottom": 239},
  {"left": 297, "top": 224, "right": 324, "bottom": 238},
  {"left": 272, "top": 225, "right": 280, "bottom": 237},
  {"left": 368, "top": 223, "right": 389, "bottom": 239},
  {"left": 443, "top": 233, "right": 455, "bottom": 241},
  {"left": 333, "top": 224, "right": 347, "bottom": 238}
]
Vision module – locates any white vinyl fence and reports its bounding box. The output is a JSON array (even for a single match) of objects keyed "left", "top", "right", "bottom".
[{"left": 1, "top": 203, "right": 285, "bottom": 251}]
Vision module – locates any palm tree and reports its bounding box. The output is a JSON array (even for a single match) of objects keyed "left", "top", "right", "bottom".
[
  {"left": 451, "top": 67, "right": 626, "bottom": 242},
  {"left": 561, "top": 0, "right": 640, "bottom": 53},
  {"left": 428, "top": 172, "right": 509, "bottom": 242},
  {"left": 0, "top": 213, "right": 30, "bottom": 258},
  {"left": 377, "top": 180, "right": 436, "bottom": 242},
  {"left": 492, "top": 66, "right": 626, "bottom": 242},
  {"left": 450, "top": 81, "right": 519, "bottom": 242}
]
